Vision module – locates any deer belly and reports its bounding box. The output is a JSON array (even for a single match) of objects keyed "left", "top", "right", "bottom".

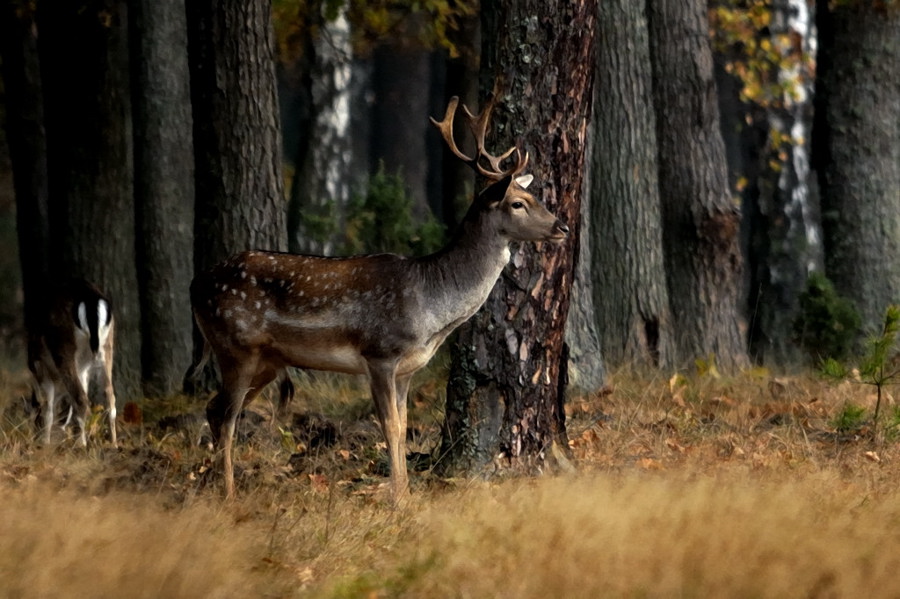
[{"left": 275, "top": 339, "right": 367, "bottom": 375}]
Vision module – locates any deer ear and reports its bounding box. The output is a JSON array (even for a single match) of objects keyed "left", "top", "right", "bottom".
[
  {"left": 515, "top": 174, "right": 533, "bottom": 189},
  {"left": 478, "top": 175, "right": 513, "bottom": 207}
]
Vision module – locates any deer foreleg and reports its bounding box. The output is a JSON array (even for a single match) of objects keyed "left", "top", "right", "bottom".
[
  {"left": 207, "top": 385, "right": 245, "bottom": 500},
  {"left": 207, "top": 355, "right": 270, "bottom": 500},
  {"left": 396, "top": 374, "right": 412, "bottom": 445},
  {"left": 368, "top": 360, "right": 409, "bottom": 504}
]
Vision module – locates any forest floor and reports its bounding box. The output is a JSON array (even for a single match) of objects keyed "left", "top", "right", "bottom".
[{"left": 2, "top": 357, "right": 900, "bottom": 598}]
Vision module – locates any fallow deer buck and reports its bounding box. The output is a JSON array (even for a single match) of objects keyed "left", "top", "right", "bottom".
[
  {"left": 28, "top": 279, "right": 117, "bottom": 447},
  {"left": 190, "top": 95, "right": 568, "bottom": 503}
]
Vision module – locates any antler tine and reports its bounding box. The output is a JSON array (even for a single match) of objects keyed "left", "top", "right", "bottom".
[
  {"left": 460, "top": 97, "right": 523, "bottom": 180},
  {"left": 430, "top": 96, "right": 477, "bottom": 164},
  {"left": 432, "top": 94, "right": 529, "bottom": 181}
]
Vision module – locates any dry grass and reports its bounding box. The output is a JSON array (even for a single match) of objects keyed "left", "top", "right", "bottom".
[{"left": 3, "top": 362, "right": 900, "bottom": 598}]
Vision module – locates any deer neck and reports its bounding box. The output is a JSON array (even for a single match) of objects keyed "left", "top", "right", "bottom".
[{"left": 417, "top": 209, "right": 511, "bottom": 318}]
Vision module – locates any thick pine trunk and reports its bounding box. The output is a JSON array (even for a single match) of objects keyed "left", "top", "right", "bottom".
[
  {"left": 370, "top": 44, "right": 433, "bottom": 220},
  {"left": 186, "top": 0, "right": 287, "bottom": 384},
  {"left": 130, "top": 0, "right": 195, "bottom": 397},
  {"left": 442, "top": 0, "right": 596, "bottom": 474},
  {"left": 592, "top": 0, "right": 674, "bottom": 371},
  {"left": 0, "top": 3, "right": 49, "bottom": 336},
  {"left": 814, "top": 1, "right": 900, "bottom": 335},
  {"left": 287, "top": 5, "right": 353, "bottom": 255},
  {"left": 38, "top": 0, "right": 141, "bottom": 400},
  {"left": 646, "top": 0, "right": 748, "bottom": 372},
  {"left": 565, "top": 164, "right": 605, "bottom": 393},
  {"left": 187, "top": 0, "right": 287, "bottom": 268}
]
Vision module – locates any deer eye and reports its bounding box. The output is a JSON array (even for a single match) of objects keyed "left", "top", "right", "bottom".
[{"left": 511, "top": 201, "right": 525, "bottom": 210}]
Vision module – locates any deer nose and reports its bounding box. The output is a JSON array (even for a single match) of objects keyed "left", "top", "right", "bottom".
[{"left": 556, "top": 221, "right": 569, "bottom": 236}]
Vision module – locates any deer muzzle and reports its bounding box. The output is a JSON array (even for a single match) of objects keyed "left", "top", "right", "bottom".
[{"left": 549, "top": 220, "right": 569, "bottom": 243}]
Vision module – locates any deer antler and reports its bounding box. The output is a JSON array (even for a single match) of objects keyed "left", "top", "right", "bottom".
[{"left": 431, "top": 95, "right": 529, "bottom": 181}]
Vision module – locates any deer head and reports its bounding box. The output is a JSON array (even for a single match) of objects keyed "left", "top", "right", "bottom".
[{"left": 432, "top": 95, "right": 568, "bottom": 245}]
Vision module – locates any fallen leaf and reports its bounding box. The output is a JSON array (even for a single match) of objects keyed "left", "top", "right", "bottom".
[
  {"left": 864, "top": 451, "right": 881, "bottom": 463},
  {"left": 308, "top": 473, "right": 329, "bottom": 492}
]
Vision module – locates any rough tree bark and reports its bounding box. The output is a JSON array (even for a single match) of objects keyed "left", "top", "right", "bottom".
[
  {"left": 187, "top": 0, "right": 287, "bottom": 269},
  {"left": 813, "top": 0, "right": 900, "bottom": 335},
  {"left": 287, "top": 3, "right": 353, "bottom": 255},
  {"left": 130, "top": 0, "right": 195, "bottom": 397},
  {"left": 441, "top": 0, "right": 596, "bottom": 474},
  {"left": 565, "top": 156, "right": 606, "bottom": 392},
  {"left": 38, "top": 0, "right": 141, "bottom": 400},
  {"left": 186, "top": 0, "right": 287, "bottom": 383},
  {"left": 0, "top": 2, "right": 49, "bottom": 336},
  {"left": 646, "top": 0, "right": 749, "bottom": 371},
  {"left": 592, "top": 0, "right": 674, "bottom": 371}
]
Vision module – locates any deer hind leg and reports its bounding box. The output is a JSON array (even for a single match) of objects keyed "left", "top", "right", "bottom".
[
  {"left": 368, "top": 359, "right": 409, "bottom": 504},
  {"left": 99, "top": 327, "right": 117, "bottom": 446},
  {"left": 37, "top": 379, "right": 57, "bottom": 446},
  {"left": 60, "top": 362, "right": 91, "bottom": 447}
]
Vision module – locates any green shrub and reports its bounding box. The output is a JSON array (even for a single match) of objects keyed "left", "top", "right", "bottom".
[
  {"left": 829, "top": 403, "right": 867, "bottom": 433},
  {"left": 343, "top": 164, "right": 444, "bottom": 256},
  {"left": 822, "top": 305, "right": 900, "bottom": 429},
  {"left": 793, "top": 272, "right": 860, "bottom": 362}
]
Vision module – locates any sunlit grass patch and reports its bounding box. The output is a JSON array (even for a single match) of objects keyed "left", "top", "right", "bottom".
[
  {"left": 0, "top": 483, "right": 273, "bottom": 598},
  {"left": 1, "top": 362, "right": 900, "bottom": 597}
]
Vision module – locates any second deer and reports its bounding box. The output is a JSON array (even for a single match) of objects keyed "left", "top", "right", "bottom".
[
  {"left": 190, "top": 95, "right": 568, "bottom": 503},
  {"left": 28, "top": 279, "right": 117, "bottom": 447}
]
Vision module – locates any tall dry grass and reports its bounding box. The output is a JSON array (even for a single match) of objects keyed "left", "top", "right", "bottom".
[
  {"left": 2, "top": 363, "right": 900, "bottom": 597},
  {"left": 0, "top": 485, "right": 266, "bottom": 598}
]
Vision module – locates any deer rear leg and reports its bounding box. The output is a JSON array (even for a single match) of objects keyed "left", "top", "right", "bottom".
[
  {"left": 100, "top": 326, "right": 117, "bottom": 446},
  {"left": 60, "top": 365, "right": 91, "bottom": 447},
  {"left": 38, "top": 380, "right": 57, "bottom": 446},
  {"left": 368, "top": 359, "right": 409, "bottom": 505}
]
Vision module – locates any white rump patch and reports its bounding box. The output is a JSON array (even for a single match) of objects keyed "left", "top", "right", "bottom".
[{"left": 77, "top": 302, "right": 89, "bottom": 333}]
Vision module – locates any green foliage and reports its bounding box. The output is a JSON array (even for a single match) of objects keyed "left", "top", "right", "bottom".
[
  {"left": 883, "top": 405, "right": 900, "bottom": 442},
  {"left": 298, "top": 199, "right": 340, "bottom": 249},
  {"left": 343, "top": 164, "right": 444, "bottom": 256},
  {"left": 821, "top": 305, "right": 900, "bottom": 429},
  {"left": 793, "top": 272, "right": 861, "bottom": 362},
  {"left": 860, "top": 305, "right": 900, "bottom": 381},
  {"left": 830, "top": 403, "right": 867, "bottom": 433}
]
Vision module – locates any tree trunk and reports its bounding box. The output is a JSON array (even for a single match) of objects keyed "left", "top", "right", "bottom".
[
  {"left": 442, "top": 0, "right": 596, "bottom": 474},
  {"left": 288, "top": 5, "right": 353, "bottom": 255},
  {"left": 0, "top": 2, "right": 49, "bottom": 336},
  {"left": 813, "top": 1, "right": 900, "bottom": 335},
  {"left": 187, "top": 0, "right": 287, "bottom": 269},
  {"left": 130, "top": 0, "right": 195, "bottom": 397},
  {"left": 38, "top": 0, "right": 141, "bottom": 400},
  {"left": 646, "top": 0, "right": 748, "bottom": 372},
  {"left": 371, "top": 44, "right": 433, "bottom": 219},
  {"left": 566, "top": 146, "right": 605, "bottom": 392},
  {"left": 592, "top": 0, "right": 674, "bottom": 371},
  {"left": 714, "top": 0, "right": 822, "bottom": 366},
  {"left": 186, "top": 0, "right": 287, "bottom": 383}
]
